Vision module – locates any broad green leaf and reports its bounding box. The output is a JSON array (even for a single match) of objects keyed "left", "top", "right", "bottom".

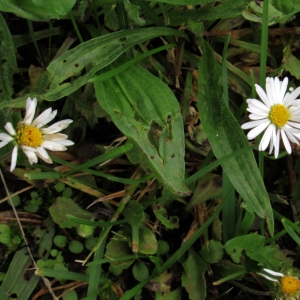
[
  {"left": 94, "top": 63, "right": 189, "bottom": 196},
  {"left": 132, "top": 262, "right": 149, "bottom": 282},
  {"left": 169, "top": 0, "right": 249, "bottom": 24},
  {"left": 137, "top": 227, "right": 158, "bottom": 254},
  {"left": 49, "top": 196, "right": 92, "bottom": 228},
  {"left": 105, "top": 232, "right": 135, "bottom": 273},
  {"left": 182, "top": 250, "right": 207, "bottom": 300},
  {"left": 199, "top": 240, "right": 224, "bottom": 264},
  {"left": 153, "top": 0, "right": 215, "bottom": 4},
  {"left": 0, "top": 0, "right": 75, "bottom": 20},
  {"left": 42, "top": 28, "right": 187, "bottom": 102},
  {"left": 198, "top": 40, "right": 273, "bottom": 234},
  {"left": 153, "top": 208, "right": 179, "bottom": 229},
  {"left": 123, "top": 201, "right": 144, "bottom": 226},
  {"left": 0, "top": 12, "right": 17, "bottom": 101}
]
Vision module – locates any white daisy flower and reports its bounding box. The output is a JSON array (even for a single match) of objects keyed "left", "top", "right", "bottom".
[
  {"left": 0, "top": 97, "right": 74, "bottom": 172},
  {"left": 258, "top": 268, "right": 300, "bottom": 299},
  {"left": 241, "top": 77, "right": 300, "bottom": 158}
]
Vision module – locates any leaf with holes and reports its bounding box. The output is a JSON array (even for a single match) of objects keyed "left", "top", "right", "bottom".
[{"left": 94, "top": 62, "right": 189, "bottom": 196}]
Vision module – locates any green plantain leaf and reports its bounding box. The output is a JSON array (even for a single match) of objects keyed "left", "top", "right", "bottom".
[
  {"left": 42, "top": 28, "right": 187, "bottom": 102},
  {"left": 0, "top": 0, "right": 76, "bottom": 20},
  {"left": 94, "top": 63, "right": 189, "bottom": 196},
  {"left": 168, "top": 0, "right": 249, "bottom": 24},
  {"left": 198, "top": 40, "right": 273, "bottom": 234},
  {"left": 0, "top": 12, "right": 17, "bottom": 101}
]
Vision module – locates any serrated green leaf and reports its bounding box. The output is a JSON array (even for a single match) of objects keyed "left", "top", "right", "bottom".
[
  {"left": 153, "top": 208, "right": 179, "bottom": 229},
  {"left": 124, "top": 0, "right": 145, "bottom": 25},
  {"left": 225, "top": 233, "right": 264, "bottom": 264},
  {"left": 225, "top": 233, "right": 283, "bottom": 271},
  {"left": 94, "top": 63, "right": 189, "bottom": 196},
  {"left": 182, "top": 249, "right": 207, "bottom": 300},
  {"left": 198, "top": 39, "right": 273, "bottom": 234}
]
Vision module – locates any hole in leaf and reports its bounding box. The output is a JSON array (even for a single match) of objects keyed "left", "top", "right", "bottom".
[
  {"left": 63, "top": 59, "right": 67, "bottom": 63},
  {"left": 74, "top": 63, "right": 79, "bottom": 67},
  {"left": 9, "top": 293, "right": 18, "bottom": 298},
  {"left": 23, "top": 269, "right": 35, "bottom": 281}
]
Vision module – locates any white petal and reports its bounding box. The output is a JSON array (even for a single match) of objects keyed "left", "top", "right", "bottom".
[
  {"left": 22, "top": 148, "right": 38, "bottom": 164},
  {"left": 41, "top": 140, "right": 67, "bottom": 151},
  {"left": 249, "top": 113, "right": 267, "bottom": 120},
  {"left": 36, "top": 110, "right": 57, "bottom": 129},
  {"left": 278, "top": 77, "right": 288, "bottom": 103},
  {"left": 247, "top": 99, "right": 269, "bottom": 112},
  {"left": 247, "top": 121, "right": 270, "bottom": 140},
  {"left": 258, "top": 273, "right": 279, "bottom": 282},
  {"left": 273, "top": 77, "right": 282, "bottom": 103},
  {"left": 21, "top": 145, "right": 37, "bottom": 152},
  {"left": 274, "top": 130, "right": 280, "bottom": 158},
  {"left": 247, "top": 109, "right": 269, "bottom": 117},
  {"left": 36, "top": 147, "right": 53, "bottom": 164},
  {"left": 10, "top": 145, "right": 18, "bottom": 172},
  {"left": 266, "top": 78, "right": 275, "bottom": 105},
  {"left": 286, "top": 132, "right": 299, "bottom": 145},
  {"left": 55, "top": 139, "right": 74, "bottom": 146},
  {"left": 4, "top": 122, "right": 16, "bottom": 136},
  {"left": 283, "top": 87, "right": 300, "bottom": 106},
  {"left": 41, "top": 119, "right": 73, "bottom": 134},
  {"left": 31, "top": 108, "right": 53, "bottom": 127},
  {"left": 23, "top": 97, "right": 37, "bottom": 125},
  {"left": 43, "top": 133, "right": 68, "bottom": 141},
  {"left": 269, "top": 137, "right": 274, "bottom": 155},
  {"left": 263, "top": 268, "right": 284, "bottom": 277},
  {"left": 0, "top": 140, "right": 11, "bottom": 148},
  {"left": 255, "top": 84, "right": 271, "bottom": 107},
  {"left": 0, "top": 133, "right": 14, "bottom": 142},
  {"left": 259, "top": 124, "right": 274, "bottom": 151},
  {"left": 290, "top": 100, "right": 300, "bottom": 106},
  {"left": 281, "top": 131, "right": 292, "bottom": 154},
  {"left": 241, "top": 119, "right": 267, "bottom": 130}
]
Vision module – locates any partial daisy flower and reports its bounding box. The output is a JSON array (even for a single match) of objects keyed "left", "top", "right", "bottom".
[
  {"left": 241, "top": 77, "right": 300, "bottom": 158},
  {"left": 0, "top": 97, "right": 74, "bottom": 172},
  {"left": 259, "top": 268, "right": 300, "bottom": 299}
]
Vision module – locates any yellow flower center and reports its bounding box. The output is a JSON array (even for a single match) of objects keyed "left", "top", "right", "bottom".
[
  {"left": 269, "top": 104, "right": 290, "bottom": 128},
  {"left": 16, "top": 124, "right": 43, "bottom": 148},
  {"left": 280, "top": 276, "right": 300, "bottom": 295}
]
